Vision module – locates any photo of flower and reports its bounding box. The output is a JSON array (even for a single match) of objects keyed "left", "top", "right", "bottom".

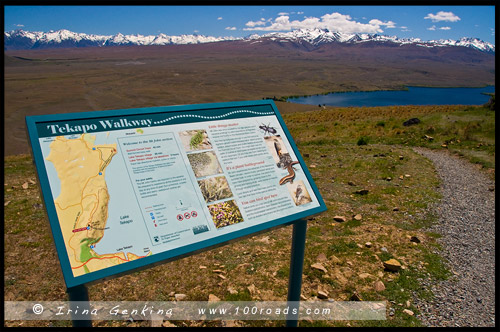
[{"left": 207, "top": 200, "right": 244, "bottom": 229}]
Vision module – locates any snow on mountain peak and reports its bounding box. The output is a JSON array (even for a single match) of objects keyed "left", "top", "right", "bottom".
[{"left": 3, "top": 28, "right": 495, "bottom": 53}]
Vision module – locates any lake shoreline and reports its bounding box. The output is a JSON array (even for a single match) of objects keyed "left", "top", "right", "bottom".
[
  {"left": 281, "top": 84, "right": 495, "bottom": 102},
  {"left": 283, "top": 85, "right": 495, "bottom": 107}
]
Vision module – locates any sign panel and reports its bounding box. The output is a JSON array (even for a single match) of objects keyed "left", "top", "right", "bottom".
[{"left": 26, "top": 100, "right": 326, "bottom": 288}]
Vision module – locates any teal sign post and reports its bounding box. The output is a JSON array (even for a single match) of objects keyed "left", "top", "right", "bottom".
[{"left": 26, "top": 100, "right": 326, "bottom": 326}]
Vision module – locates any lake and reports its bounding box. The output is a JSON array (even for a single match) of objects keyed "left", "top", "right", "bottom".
[{"left": 290, "top": 86, "right": 495, "bottom": 107}]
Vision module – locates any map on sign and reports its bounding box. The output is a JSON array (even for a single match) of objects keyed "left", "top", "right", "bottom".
[{"left": 27, "top": 101, "right": 326, "bottom": 287}]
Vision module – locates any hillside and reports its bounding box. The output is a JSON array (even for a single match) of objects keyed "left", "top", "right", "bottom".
[
  {"left": 4, "top": 103, "right": 495, "bottom": 327},
  {"left": 4, "top": 39, "right": 495, "bottom": 156}
]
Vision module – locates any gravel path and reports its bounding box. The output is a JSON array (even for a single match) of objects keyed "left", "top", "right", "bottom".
[{"left": 412, "top": 148, "right": 495, "bottom": 327}]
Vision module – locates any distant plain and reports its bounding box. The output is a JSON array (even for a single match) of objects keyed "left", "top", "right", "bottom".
[{"left": 4, "top": 41, "right": 495, "bottom": 155}]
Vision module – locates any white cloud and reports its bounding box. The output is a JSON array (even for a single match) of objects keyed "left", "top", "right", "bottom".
[
  {"left": 244, "top": 12, "right": 397, "bottom": 34},
  {"left": 424, "top": 11, "right": 460, "bottom": 23},
  {"left": 439, "top": 26, "right": 451, "bottom": 30},
  {"left": 217, "top": 17, "right": 223, "bottom": 20},
  {"left": 427, "top": 25, "right": 436, "bottom": 31},
  {"left": 278, "top": 12, "right": 289, "bottom": 16},
  {"left": 14, "top": 24, "right": 24, "bottom": 27},
  {"left": 225, "top": 26, "right": 237, "bottom": 31},
  {"left": 369, "top": 19, "right": 396, "bottom": 29},
  {"left": 245, "top": 19, "right": 268, "bottom": 28}
]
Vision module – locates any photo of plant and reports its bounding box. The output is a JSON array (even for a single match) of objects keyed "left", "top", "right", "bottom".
[
  {"left": 187, "top": 151, "right": 223, "bottom": 178},
  {"left": 287, "top": 180, "right": 312, "bottom": 206},
  {"left": 198, "top": 176, "right": 233, "bottom": 203},
  {"left": 208, "top": 200, "right": 244, "bottom": 229},
  {"left": 179, "top": 129, "right": 212, "bottom": 152}
]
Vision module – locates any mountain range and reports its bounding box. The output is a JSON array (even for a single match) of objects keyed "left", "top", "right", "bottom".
[{"left": 4, "top": 28, "right": 495, "bottom": 53}]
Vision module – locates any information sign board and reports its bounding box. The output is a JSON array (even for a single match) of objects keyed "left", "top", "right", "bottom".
[{"left": 26, "top": 100, "right": 326, "bottom": 288}]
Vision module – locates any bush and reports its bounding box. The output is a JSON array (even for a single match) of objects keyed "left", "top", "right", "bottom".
[{"left": 357, "top": 136, "right": 370, "bottom": 146}]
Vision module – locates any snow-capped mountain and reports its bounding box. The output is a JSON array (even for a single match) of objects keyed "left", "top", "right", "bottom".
[
  {"left": 249, "top": 29, "right": 495, "bottom": 53},
  {"left": 3, "top": 29, "right": 242, "bottom": 49},
  {"left": 4, "top": 28, "right": 495, "bottom": 53}
]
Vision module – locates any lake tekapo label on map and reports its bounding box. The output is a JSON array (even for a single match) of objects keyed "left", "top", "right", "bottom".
[{"left": 26, "top": 100, "right": 326, "bottom": 287}]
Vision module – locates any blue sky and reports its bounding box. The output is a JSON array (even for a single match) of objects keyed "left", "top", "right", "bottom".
[{"left": 4, "top": 5, "right": 496, "bottom": 43}]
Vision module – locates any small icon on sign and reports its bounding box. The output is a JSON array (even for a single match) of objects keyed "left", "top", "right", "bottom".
[
  {"left": 177, "top": 214, "right": 184, "bottom": 221},
  {"left": 154, "top": 236, "right": 159, "bottom": 243},
  {"left": 184, "top": 212, "right": 191, "bottom": 219},
  {"left": 191, "top": 211, "right": 198, "bottom": 218}
]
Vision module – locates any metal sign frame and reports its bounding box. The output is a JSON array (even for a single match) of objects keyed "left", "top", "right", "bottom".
[{"left": 26, "top": 100, "right": 327, "bottom": 290}]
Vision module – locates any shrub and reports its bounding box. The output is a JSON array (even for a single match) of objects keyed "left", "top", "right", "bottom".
[{"left": 357, "top": 136, "right": 370, "bottom": 146}]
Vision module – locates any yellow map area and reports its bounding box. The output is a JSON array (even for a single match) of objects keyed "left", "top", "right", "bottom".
[{"left": 47, "top": 134, "right": 151, "bottom": 277}]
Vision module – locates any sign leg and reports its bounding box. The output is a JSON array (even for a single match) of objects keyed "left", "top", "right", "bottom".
[
  {"left": 66, "top": 284, "right": 92, "bottom": 327},
  {"left": 286, "top": 219, "right": 308, "bottom": 327}
]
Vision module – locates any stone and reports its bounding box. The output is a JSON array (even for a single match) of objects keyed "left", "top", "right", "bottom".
[
  {"left": 217, "top": 274, "right": 227, "bottom": 280},
  {"left": 424, "top": 135, "right": 434, "bottom": 141},
  {"left": 399, "top": 155, "right": 404, "bottom": 160},
  {"left": 199, "top": 265, "right": 207, "bottom": 269},
  {"left": 383, "top": 259, "right": 402, "bottom": 272},
  {"left": 348, "top": 181, "right": 356, "bottom": 186},
  {"left": 381, "top": 247, "right": 388, "bottom": 253},
  {"left": 208, "top": 294, "right": 221, "bottom": 302},
  {"left": 316, "top": 253, "right": 328, "bottom": 262},
  {"left": 393, "top": 207, "right": 399, "bottom": 211},
  {"left": 174, "top": 294, "right": 187, "bottom": 301},
  {"left": 403, "top": 309, "right": 414, "bottom": 316},
  {"left": 353, "top": 214, "right": 363, "bottom": 221},
  {"left": 247, "top": 284, "right": 258, "bottom": 296},
  {"left": 350, "top": 292, "right": 363, "bottom": 301},
  {"left": 256, "top": 236, "right": 270, "bottom": 244},
  {"left": 373, "top": 280, "right": 386, "bottom": 292},
  {"left": 311, "top": 263, "right": 328, "bottom": 273},
  {"left": 359, "top": 273, "right": 373, "bottom": 279},
  {"left": 227, "top": 286, "right": 238, "bottom": 295},
  {"left": 330, "top": 255, "right": 341, "bottom": 264},
  {"left": 162, "top": 321, "right": 177, "bottom": 327},
  {"left": 354, "top": 189, "right": 369, "bottom": 195},
  {"left": 317, "top": 290, "right": 329, "bottom": 299},
  {"left": 310, "top": 164, "right": 317, "bottom": 168},
  {"left": 386, "top": 177, "right": 392, "bottom": 181},
  {"left": 212, "top": 269, "right": 224, "bottom": 273},
  {"left": 22, "top": 182, "right": 29, "bottom": 189},
  {"left": 403, "top": 118, "right": 421, "bottom": 126},
  {"left": 365, "top": 242, "right": 372, "bottom": 248},
  {"left": 410, "top": 236, "right": 421, "bottom": 243},
  {"left": 333, "top": 216, "right": 347, "bottom": 223}
]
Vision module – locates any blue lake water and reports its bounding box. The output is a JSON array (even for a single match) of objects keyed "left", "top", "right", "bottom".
[{"left": 290, "top": 86, "right": 495, "bottom": 107}]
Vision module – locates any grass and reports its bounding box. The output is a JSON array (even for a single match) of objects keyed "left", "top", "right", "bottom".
[{"left": 4, "top": 104, "right": 494, "bottom": 327}]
